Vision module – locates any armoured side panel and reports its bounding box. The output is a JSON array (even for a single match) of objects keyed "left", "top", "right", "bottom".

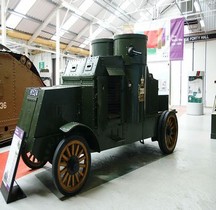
[
  {"left": 81, "top": 85, "right": 96, "bottom": 129},
  {"left": 62, "top": 58, "right": 87, "bottom": 85},
  {"left": 18, "top": 86, "right": 82, "bottom": 160}
]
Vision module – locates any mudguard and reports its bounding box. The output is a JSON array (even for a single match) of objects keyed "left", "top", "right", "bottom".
[{"left": 60, "top": 122, "right": 100, "bottom": 152}]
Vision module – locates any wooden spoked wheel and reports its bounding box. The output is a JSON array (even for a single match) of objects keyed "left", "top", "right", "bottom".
[
  {"left": 52, "top": 136, "right": 91, "bottom": 196},
  {"left": 22, "top": 147, "right": 47, "bottom": 169},
  {"left": 158, "top": 111, "right": 178, "bottom": 154}
]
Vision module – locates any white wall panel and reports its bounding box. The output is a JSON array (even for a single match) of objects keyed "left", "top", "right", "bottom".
[
  {"left": 170, "top": 60, "right": 181, "bottom": 105},
  {"left": 194, "top": 41, "right": 206, "bottom": 72},
  {"left": 170, "top": 42, "right": 192, "bottom": 106},
  {"left": 181, "top": 42, "right": 193, "bottom": 105},
  {"left": 148, "top": 61, "right": 170, "bottom": 96},
  {"left": 206, "top": 40, "right": 216, "bottom": 107}
]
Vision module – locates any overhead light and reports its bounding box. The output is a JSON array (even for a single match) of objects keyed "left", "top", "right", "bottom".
[
  {"left": 194, "top": 1, "right": 201, "bottom": 12},
  {"left": 200, "top": 19, "right": 205, "bottom": 28}
]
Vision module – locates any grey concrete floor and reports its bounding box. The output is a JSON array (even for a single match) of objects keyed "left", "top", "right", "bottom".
[{"left": 1, "top": 108, "right": 216, "bottom": 210}]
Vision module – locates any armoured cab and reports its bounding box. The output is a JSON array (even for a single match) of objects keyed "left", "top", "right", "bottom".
[
  {"left": 62, "top": 55, "right": 126, "bottom": 148},
  {"left": 18, "top": 55, "right": 125, "bottom": 161}
]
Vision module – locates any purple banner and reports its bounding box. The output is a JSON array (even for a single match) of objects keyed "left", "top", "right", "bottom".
[{"left": 170, "top": 17, "right": 184, "bottom": 61}]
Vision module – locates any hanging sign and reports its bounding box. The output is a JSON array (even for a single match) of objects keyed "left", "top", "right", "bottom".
[{"left": 170, "top": 17, "right": 184, "bottom": 61}]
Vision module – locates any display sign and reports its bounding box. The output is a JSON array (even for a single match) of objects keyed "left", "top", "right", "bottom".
[
  {"left": 39, "top": 61, "right": 45, "bottom": 70},
  {"left": 185, "top": 33, "right": 216, "bottom": 42},
  {"left": 188, "top": 72, "right": 203, "bottom": 104},
  {"left": 1, "top": 126, "right": 26, "bottom": 203}
]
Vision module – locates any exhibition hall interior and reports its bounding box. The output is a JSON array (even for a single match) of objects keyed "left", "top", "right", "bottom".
[{"left": 0, "top": 0, "right": 216, "bottom": 209}]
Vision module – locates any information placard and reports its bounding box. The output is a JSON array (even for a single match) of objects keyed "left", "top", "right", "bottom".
[{"left": 1, "top": 126, "right": 26, "bottom": 203}]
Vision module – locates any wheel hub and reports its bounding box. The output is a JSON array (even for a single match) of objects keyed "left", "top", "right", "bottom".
[{"left": 67, "top": 156, "right": 79, "bottom": 175}]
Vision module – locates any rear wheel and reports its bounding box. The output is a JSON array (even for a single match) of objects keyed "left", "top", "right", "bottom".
[
  {"left": 158, "top": 111, "right": 178, "bottom": 154},
  {"left": 21, "top": 145, "right": 47, "bottom": 169},
  {"left": 52, "top": 136, "right": 91, "bottom": 196}
]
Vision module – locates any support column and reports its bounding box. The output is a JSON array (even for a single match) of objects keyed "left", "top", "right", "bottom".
[
  {"left": 55, "top": 9, "right": 60, "bottom": 85},
  {"left": 24, "top": 47, "right": 29, "bottom": 57},
  {"left": 89, "top": 23, "right": 93, "bottom": 55},
  {"left": 1, "top": 0, "right": 7, "bottom": 45}
]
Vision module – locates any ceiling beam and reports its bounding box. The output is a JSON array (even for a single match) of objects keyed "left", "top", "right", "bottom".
[
  {"left": 64, "top": 26, "right": 89, "bottom": 52},
  {"left": 7, "top": 9, "right": 79, "bottom": 38},
  {"left": 28, "top": 6, "right": 61, "bottom": 45},
  {"left": 60, "top": 0, "right": 121, "bottom": 33},
  {"left": 1, "top": 29, "right": 89, "bottom": 56},
  {"left": 98, "top": 0, "right": 136, "bottom": 22}
]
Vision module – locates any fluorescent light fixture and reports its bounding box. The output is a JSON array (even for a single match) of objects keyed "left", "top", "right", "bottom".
[
  {"left": 200, "top": 19, "right": 205, "bottom": 27},
  {"left": 194, "top": 1, "right": 201, "bottom": 12}
]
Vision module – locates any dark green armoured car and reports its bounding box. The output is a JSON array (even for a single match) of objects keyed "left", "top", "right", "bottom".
[{"left": 18, "top": 34, "right": 178, "bottom": 196}]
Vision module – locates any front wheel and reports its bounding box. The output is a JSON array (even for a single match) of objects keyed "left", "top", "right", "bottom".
[
  {"left": 158, "top": 111, "right": 178, "bottom": 154},
  {"left": 52, "top": 136, "right": 91, "bottom": 196}
]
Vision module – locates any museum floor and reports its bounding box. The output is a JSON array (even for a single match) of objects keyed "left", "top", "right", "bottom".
[{"left": 1, "top": 107, "right": 216, "bottom": 210}]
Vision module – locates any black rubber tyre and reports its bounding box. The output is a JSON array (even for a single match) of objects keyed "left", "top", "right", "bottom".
[
  {"left": 52, "top": 136, "right": 91, "bottom": 196},
  {"left": 158, "top": 111, "right": 178, "bottom": 154},
  {"left": 21, "top": 146, "right": 47, "bottom": 169}
]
